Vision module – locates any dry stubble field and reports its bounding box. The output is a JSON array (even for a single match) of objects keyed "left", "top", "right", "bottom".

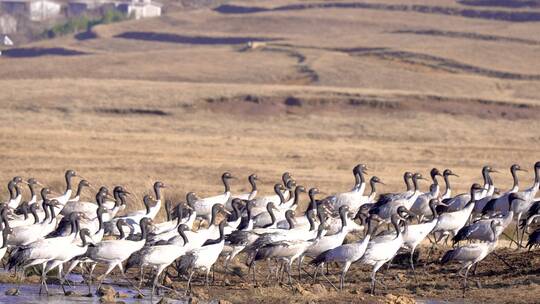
[{"left": 0, "top": 0, "right": 539, "bottom": 302}]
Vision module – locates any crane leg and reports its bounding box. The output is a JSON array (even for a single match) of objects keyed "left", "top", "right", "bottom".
[
  {"left": 462, "top": 265, "right": 472, "bottom": 297},
  {"left": 86, "top": 263, "right": 96, "bottom": 295},
  {"left": 312, "top": 264, "right": 320, "bottom": 283},
  {"left": 118, "top": 263, "right": 142, "bottom": 295},
  {"left": 410, "top": 248, "right": 417, "bottom": 282},
  {"left": 186, "top": 270, "right": 195, "bottom": 294},
  {"left": 138, "top": 266, "right": 145, "bottom": 289},
  {"left": 370, "top": 269, "right": 377, "bottom": 295}
]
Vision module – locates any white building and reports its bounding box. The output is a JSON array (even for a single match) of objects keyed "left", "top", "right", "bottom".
[
  {"left": 118, "top": 0, "right": 161, "bottom": 20},
  {"left": 0, "top": 0, "right": 62, "bottom": 21},
  {"left": 0, "top": 13, "right": 17, "bottom": 34}
]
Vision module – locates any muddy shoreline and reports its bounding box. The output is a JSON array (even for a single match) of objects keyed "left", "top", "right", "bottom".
[{"left": 0, "top": 247, "right": 538, "bottom": 303}]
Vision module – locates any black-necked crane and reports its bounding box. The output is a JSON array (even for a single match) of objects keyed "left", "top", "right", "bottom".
[
  {"left": 82, "top": 217, "right": 153, "bottom": 293},
  {"left": 108, "top": 185, "right": 162, "bottom": 235},
  {"left": 441, "top": 220, "right": 502, "bottom": 297},
  {"left": 50, "top": 170, "right": 78, "bottom": 207},
  {"left": 254, "top": 185, "right": 304, "bottom": 228},
  {"left": 179, "top": 220, "right": 227, "bottom": 291},
  {"left": 410, "top": 168, "right": 442, "bottom": 220},
  {"left": 375, "top": 172, "right": 413, "bottom": 206},
  {"left": 252, "top": 224, "right": 327, "bottom": 285},
  {"left": 6, "top": 177, "right": 24, "bottom": 209},
  {"left": 441, "top": 169, "right": 459, "bottom": 200},
  {"left": 326, "top": 164, "right": 369, "bottom": 211},
  {"left": 300, "top": 206, "right": 351, "bottom": 272},
  {"left": 66, "top": 179, "right": 92, "bottom": 203},
  {"left": 0, "top": 220, "right": 12, "bottom": 261},
  {"left": 226, "top": 174, "right": 259, "bottom": 211},
  {"left": 251, "top": 184, "right": 286, "bottom": 218},
  {"left": 402, "top": 198, "right": 445, "bottom": 275},
  {"left": 126, "top": 224, "right": 191, "bottom": 301},
  {"left": 445, "top": 166, "right": 496, "bottom": 212},
  {"left": 310, "top": 216, "right": 374, "bottom": 290},
  {"left": 192, "top": 172, "right": 234, "bottom": 223},
  {"left": 454, "top": 193, "right": 524, "bottom": 246},
  {"left": 7, "top": 197, "right": 63, "bottom": 247},
  {"left": 360, "top": 213, "right": 407, "bottom": 294},
  {"left": 250, "top": 172, "right": 292, "bottom": 215},
  {"left": 431, "top": 183, "right": 484, "bottom": 245},
  {"left": 7, "top": 212, "right": 87, "bottom": 294}
]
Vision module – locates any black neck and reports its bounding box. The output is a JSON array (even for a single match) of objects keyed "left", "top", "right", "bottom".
[
  {"left": 14, "top": 184, "right": 21, "bottom": 198},
  {"left": 443, "top": 174, "right": 451, "bottom": 194},
  {"left": 391, "top": 216, "right": 401, "bottom": 239},
  {"left": 307, "top": 212, "right": 315, "bottom": 231},
  {"left": 140, "top": 222, "right": 148, "bottom": 241},
  {"left": 277, "top": 188, "right": 285, "bottom": 205},
  {"left": 144, "top": 198, "right": 151, "bottom": 215},
  {"left": 246, "top": 204, "right": 253, "bottom": 220},
  {"left": 29, "top": 183, "right": 36, "bottom": 198},
  {"left": 176, "top": 206, "right": 184, "bottom": 226},
  {"left": 231, "top": 202, "right": 241, "bottom": 221},
  {"left": 96, "top": 211, "right": 103, "bottom": 234},
  {"left": 369, "top": 179, "right": 377, "bottom": 196},
  {"left": 267, "top": 205, "right": 276, "bottom": 225},
  {"left": 308, "top": 193, "right": 317, "bottom": 211},
  {"left": 49, "top": 204, "right": 56, "bottom": 224},
  {"left": 510, "top": 167, "right": 518, "bottom": 189},
  {"left": 75, "top": 182, "right": 85, "bottom": 198},
  {"left": 117, "top": 221, "right": 125, "bottom": 239},
  {"left": 405, "top": 175, "right": 412, "bottom": 191},
  {"left": 1, "top": 209, "right": 9, "bottom": 229},
  {"left": 41, "top": 189, "right": 49, "bottom": 201},
  {"left": 412, "top": 176, "right": 419, "bottom": 192},
  {"left": 293, "top": 188, "right": 302, "bottom": 206},
  {"left": 7, "top": 182, "right": 14, "bottom": 200},
  {"left": 222, "top": 176, "right": 231, "bottom": 193},
  {"left": 286, "top": 213, "right": 294, "bottom": 229},
  {"left": 31, "top": 206, "right": 39, "bottom": 224},
  {"left": 179, "top": 228, "right": 188, "bottom": 245},
  {"left": 1, "top": 228, "right": 9, "bottom": 249},
  {"left": 249, "top": 176, "right": 257, "bottom": 192},
  {"left": 165, "top": 201, "right": 172, "bottom": 221},
  {"left": 96, "top": 193, "right": 104, "bottom": 207},
  {"left": 353, "top": 169, "right": 360, "bottom": 189},
  {"left": 535, "top": 166, "right": 540, "bottom": 185},
  {"left": 210, "top": 206, "right": 220, "bottom": 226},
  {"left": 21, "top": 204, "right": 28, "bottom": 220},
  {"left": 432, "top": 174, "right": 439, "bottom": 186},
  {"left": 339, "top": 209, "right": 348, "bottom": 229},
  {"left": 80, "top": 232, "right": 88, "bottom": 247},
  {"left": 42, "top": 201, "right": 50, "bottom": 222},
  {"left": 65, "top": 173, "right": 72, "bottom": 193},
  {"left": 154, "top": 184, "right": 162, "bottom": 200},
  {"left": 358, "top": 169, "right": 365, "bottom": 186}
]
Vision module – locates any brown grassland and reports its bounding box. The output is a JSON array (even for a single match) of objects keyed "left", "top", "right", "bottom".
[{"left": 0, "top": 0, "right": 539, "bottom": 302}]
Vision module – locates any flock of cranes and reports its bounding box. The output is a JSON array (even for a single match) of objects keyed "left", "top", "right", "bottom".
[{"left": 0, "top": 162, "right": 539, "bottom": 301}]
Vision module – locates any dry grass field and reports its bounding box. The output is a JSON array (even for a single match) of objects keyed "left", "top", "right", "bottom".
[{"left": 0, "top": 0, "right": 539, "bottom": 302}]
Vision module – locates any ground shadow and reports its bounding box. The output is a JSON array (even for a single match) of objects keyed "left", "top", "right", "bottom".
[
  {"left": 115, "top": 32, "right": 281, "bottom": 45},
  {"left": 214, "top": 2, "right": 540, "bottom": 22},
  {"left": 457, "top": 0, "right": 540, "bottom": 8},
  {"left": 1, "top": 48, "right": 86, "bottom": 58}
]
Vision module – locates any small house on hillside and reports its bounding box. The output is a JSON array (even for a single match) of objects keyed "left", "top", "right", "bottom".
[
  {"left": 0, "top": 13, "right": 17, "bottom": 34},
  {"left": 118, "top": 0, "right": 161, "bottom": 20},
  {"left": 0, "top": 0, "right": 61, "bottom": 21}
]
